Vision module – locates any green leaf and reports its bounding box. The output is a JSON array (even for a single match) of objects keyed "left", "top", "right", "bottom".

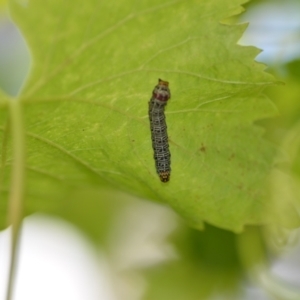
[
  {"left": 0, "top": 0, "right": 7, "bottom": 10},
  {"left": 1, "top": 0, "right": 277, "bottom": 232},
  {"left": 270, "top": 122, "right": 300, "bottom": 228},
  {"left": 144, "top": 224, "right": 243, "bottom": 300}
]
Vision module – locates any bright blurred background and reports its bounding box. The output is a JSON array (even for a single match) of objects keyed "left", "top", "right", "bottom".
[{"left": 1, "top": 0, "right": 300, "bottom": 299}]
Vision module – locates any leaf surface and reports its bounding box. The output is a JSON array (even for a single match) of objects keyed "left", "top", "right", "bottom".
[{"left": 0, "top": 0, "right": 277, "bottom": 232}]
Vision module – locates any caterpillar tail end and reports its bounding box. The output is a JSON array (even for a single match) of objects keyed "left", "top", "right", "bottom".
[{"left": 159, "top": 172, "right": 170, "bottom": 183}]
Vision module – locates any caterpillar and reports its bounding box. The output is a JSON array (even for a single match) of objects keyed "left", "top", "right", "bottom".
[{"left": 148, "top": 79, "right": 171, "bottom": 182}]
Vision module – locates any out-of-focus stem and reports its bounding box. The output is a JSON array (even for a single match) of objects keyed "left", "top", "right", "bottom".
[{"left": 6, "top": 99, "right": 25, "bottom": 300}]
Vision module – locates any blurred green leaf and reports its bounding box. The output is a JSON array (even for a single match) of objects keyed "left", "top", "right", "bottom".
[
  {"left": 270, "top": 122, "right": 300, "bottom": 228},
  {"left": 0, "top": 0, "right": 7, "bottom": 10},
  {"left": 0, "top": 0, "right": 277, "bottom": 233},
  {"left": 262, "top": 77, "right": 300, "bottom": 143},
  {"left": 144, "top": 224, "right": 243, "bottom": 300},
  {"left": 260, "top": 60, "right": 300, "bottom": 228}
]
